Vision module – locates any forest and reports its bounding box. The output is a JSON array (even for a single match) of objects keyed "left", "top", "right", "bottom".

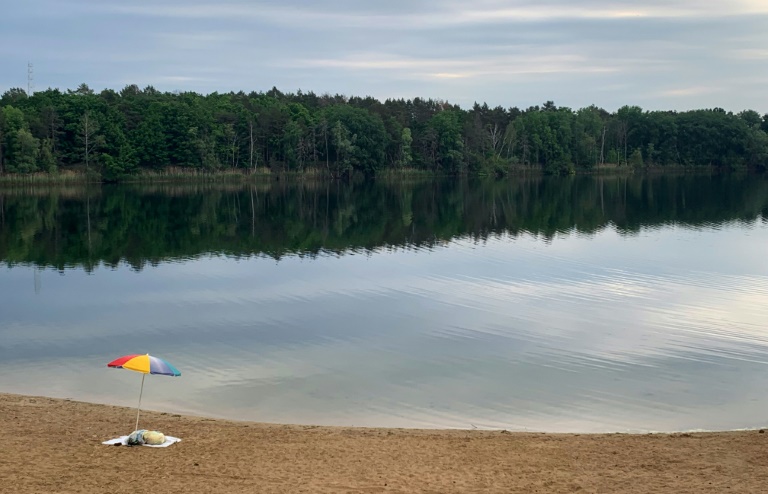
[{"left": 1, "top": 84, "right": 767, "bottom": 181}]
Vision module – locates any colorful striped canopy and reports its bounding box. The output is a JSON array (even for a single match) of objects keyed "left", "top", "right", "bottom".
[{"left": 107, "top": 354, "right": 181, "bottom": 376}]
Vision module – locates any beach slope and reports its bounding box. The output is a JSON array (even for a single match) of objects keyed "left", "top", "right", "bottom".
[{"left": 1, "top": 393, "right": 766, "bottom": 493}]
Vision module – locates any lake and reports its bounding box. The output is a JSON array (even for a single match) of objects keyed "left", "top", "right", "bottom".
[{"left": 1, "top": 174, "right": 767, "bottom": 432}]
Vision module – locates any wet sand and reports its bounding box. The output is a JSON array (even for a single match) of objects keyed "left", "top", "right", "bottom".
[{"left": 1, "top": 393, "right": 767, "bottom": 493}]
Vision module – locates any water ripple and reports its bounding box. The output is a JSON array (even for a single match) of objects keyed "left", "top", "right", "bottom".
[{"left": 2, "top": 219, "right": 768, "bottom": 432}]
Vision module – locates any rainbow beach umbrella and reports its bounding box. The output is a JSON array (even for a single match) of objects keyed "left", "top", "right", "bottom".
[{"left": 107, "top": 354, "right": 181, "bottom": 431}]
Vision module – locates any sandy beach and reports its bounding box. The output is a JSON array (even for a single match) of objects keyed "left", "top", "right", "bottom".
[{"left": 1, "top": 393, "right": 767, "bottom": 493}]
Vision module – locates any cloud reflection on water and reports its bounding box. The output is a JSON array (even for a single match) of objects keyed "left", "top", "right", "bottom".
[{"left": 1, "top": 220, "right": 768, "bottom": 432}]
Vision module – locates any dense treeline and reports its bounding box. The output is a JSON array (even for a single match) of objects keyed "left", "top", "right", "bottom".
[
  {"left": 1, "top": 175, "right": 766, "bottom": 270},
  {"left": 1, "top": 84, "right": 767, "bottom": 180}
]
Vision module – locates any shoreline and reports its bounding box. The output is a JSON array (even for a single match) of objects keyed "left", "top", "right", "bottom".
[
  {"left": 3, "top": 393, "right": 767, "bottom": 493},
  {"left": 0, "top": 165, "right": 745, "bottom": 185}
]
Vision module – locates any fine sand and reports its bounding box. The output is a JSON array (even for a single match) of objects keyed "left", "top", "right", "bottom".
[{"left": 2, "top": 393, "right": 767, "bottom": 493}]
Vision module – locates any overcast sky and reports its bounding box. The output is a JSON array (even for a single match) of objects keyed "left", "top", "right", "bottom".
[{"left": 2, "top": 0, "right": 767, "bottom": 112}]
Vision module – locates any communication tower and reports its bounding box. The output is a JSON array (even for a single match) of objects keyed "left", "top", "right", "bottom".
[{"left": 27, "top": 62, "right": 34, "bottom": 96}]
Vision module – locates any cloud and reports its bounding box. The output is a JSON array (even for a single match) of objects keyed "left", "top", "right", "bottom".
[
  {"left": 730, "top": 49, "right": 768, "bottom": 60},
  {"left": 297, "top": 52, "right": 616, "bottom": 79},
  {"left": 658, "top": 86, "right": 721, "bottom": 97},
  {"left": 154, "top": 31, "right": 245, "bottom": 49},
  {"left": 155, "top": 75, "right": 219, "bottom": 84},
  {"left": 431, "top": 73, "right": 470, "bottom": 79},
  {"left": 99, "top": 1, "right": 768, "bottom": 27},
  {"left": 1, "top": 0, "right": 768, "bottom": 111}
]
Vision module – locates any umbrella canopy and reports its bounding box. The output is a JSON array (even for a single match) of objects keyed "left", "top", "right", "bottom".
[
  {"left": 108, "top": 354, "right": 181, "bottom": 376},
  {"left": 107, "top": 353, "right": 181, "bottom": 431}
]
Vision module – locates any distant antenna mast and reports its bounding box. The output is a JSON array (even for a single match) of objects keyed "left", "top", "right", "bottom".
[{"left": 27, "top": 62, "right": 34, "bottom": 96}]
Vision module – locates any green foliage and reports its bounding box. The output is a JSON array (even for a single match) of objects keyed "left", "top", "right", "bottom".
[
  {"left": 39, "top": 138, "right": 57, "bottom": 172},
  {"left": 428, "top": 110, "right": 464, "bottom": 173},
  {"left": 0, "top": 88, "right": 28, "bottom": 106},
  {"left": 322, "top": 105, "right": 387, "bottom": 175},
  {"left": 0, "top": 85, "right": 766, "bottom": 180},
  {"left": 482, "top": 154, "right": 511, "bottom": 177},
  {"left": 11, "top": 128, "right": 40, "bottom": 173},
  {"left": 746, "top": 128, "right": 768, "bottom": 171},
  {"left": 2, "top": 106, "right": 26, "bottom": 132},
  {"left": 544, "top": 159, "right": 575, "bottom": 176},
  {"left": 399, "top": 127, "right": 413, "bottom": 168},
  {"left": 101, "top": 143, "right": 138, "bottom": 181}
]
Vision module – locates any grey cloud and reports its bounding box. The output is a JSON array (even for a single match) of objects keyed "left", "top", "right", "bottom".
[{"left": 1, "top": 0, "right": 767, "bottom": 111}]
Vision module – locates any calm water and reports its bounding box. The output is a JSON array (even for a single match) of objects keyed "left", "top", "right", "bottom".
[{"left": 1, "top": 175, "right": 767, "bottom": 432}]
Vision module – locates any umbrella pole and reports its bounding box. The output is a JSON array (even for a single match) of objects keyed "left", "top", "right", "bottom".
[{"left": 135, "top": 373, "right": 145, "bottom": 432}]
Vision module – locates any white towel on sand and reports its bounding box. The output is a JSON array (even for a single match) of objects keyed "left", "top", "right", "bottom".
[{"left": 102, "top": 436, "right": 181, "bottom": 448}]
